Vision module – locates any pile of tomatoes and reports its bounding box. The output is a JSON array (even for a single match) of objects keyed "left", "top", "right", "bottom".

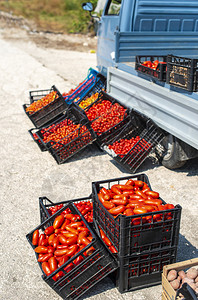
[
  {"left": 79, "top": 92, "right": 99, "bottom": 109},
  {"left": 26, "top": 91, "right": 58, "bottom": 114},
  {"left": 141, "top": 60, "right": 166, "bottom": 70},
  {"left": 97, "top": 179, "right": 175, "bottom": 224},
  {"left": 32, "top": 208, "right": 95, "bottom": 281},
  {"left": 85, "top": 100, "right": 127, "bottom": 135},
  {"left": 39, "top": 118, "right": 91, "bottom": 148},
  {"left": 48, "top": 201, "right": 93, "bottom": 223},
  {"left": 108, "top": 137, "right": 151, "bottom": 158}
]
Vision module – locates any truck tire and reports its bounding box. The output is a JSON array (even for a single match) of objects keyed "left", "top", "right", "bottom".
[{"left": 161, "top": 135, "right": 186, "bottom": 169}]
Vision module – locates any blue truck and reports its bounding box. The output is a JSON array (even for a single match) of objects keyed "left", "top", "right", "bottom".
[{"left": 82, "top": 0, "right": 198, "bottom": 169}]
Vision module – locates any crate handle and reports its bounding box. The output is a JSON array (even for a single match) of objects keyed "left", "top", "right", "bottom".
[{"left": 175, "top": 283, "right": 197, "bottom": 300}]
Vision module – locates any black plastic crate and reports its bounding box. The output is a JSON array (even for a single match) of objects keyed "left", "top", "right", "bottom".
[
  {"left": 111, "top": 247, "right": 177, "bottom": 293},
  {"left": 26, "top": 202, "right": 117, "bottom": 300},
  {"left": 39, "top": 196, "right": 93, "bottom": 224},
  {"left": 135, "top": 56, "right": 167, "bottom": 81},
  {"left": 23, "top": 85, "right": 68, "bottom": 128},
  {"left": 81, "top": 91, "right": 130, "bottom": 147},
  {"left": 92, "top": 174, "right": 182, "bottom": 257},
  {"left": 29, "top": 128, "right": 47, "bottom": 152},
  {"left": 29, "top": 88, "right": 52, "bottom": 104},
  {"left": 102, "top": 111, "right": 165, "bottom": 173},
  {"left": 93, "top": 219, "right": 177, "bottom": 292},
  {"left": 34, "top": 106, "right": 96, "bottom": 164},
  {"left": 74, "top": 74, "right": 106, "bottom": 110},
  {"left": 166, "top": 54, "right": 198, "bottom": 92}
]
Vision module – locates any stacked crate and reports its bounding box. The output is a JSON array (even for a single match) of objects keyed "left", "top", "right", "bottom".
[{"left": 92, "top": 174, "right": 182, "bottom": 293}]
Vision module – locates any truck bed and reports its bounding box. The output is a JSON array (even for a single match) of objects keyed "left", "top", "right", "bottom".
[{"left": 107, "top": 65, "right": 198, "bottom": 150}]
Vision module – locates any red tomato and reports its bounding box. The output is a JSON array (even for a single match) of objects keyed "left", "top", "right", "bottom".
[
  {"left": 58, "top": 234, "right": 68, "bottom": 245},
  {"left": 48, "top": 257, "right": 58, "bottom": 273},
  {"left": 133, "top": 208, "right": 148, "bottom": 214},
  {"left": 48, "top": 233, "right": 55, "bottom": 245},
  {"left": 44, "top": 226, "right": 54, "bottom": 235},
  {"left": 109, "top": 245, "right": 117, "bottom": 253},
  {"left": 64, "top": 263, "right": 74, "bottom": 273},
  {"left": 145, "top": 199, "right": 162, "bottom": 206},
  {"left": 37, "top": 253, "right": 53, "bottom": 262},
  {"left": 145, "top": 191, "right": 159, "bottom": 199},
  {"left": 34, "top": 246, "right": 48, "bottom": 254},
  {"left": 53, "top": 215, "right": 65, "bottom": 229},
  {"left": 32, "top": 230, "right": 39, "bottom": 246},
  {"left": 42, "top": 262, "right": 52, "bottom": 276},
  {"left": 65, "top": 225, "right": 78, "bottom": 236},
  {"left": 58, "top": 255, "right": 69, "bottom": 267},
  {"left": 73, "top": 255, "right": 84, "bottom": 266},
  {"left": 66, "top": 244, "right": 79, "bottom": 257},
  {"left": 111, "top": 185, "right": 122, "bottom": 195},
  {"left": 100, "top": 229, "right": 112, "bottom": 247},
  {"left": 111, "top": 199, "right": 128, "bottom": 206},
  {"left": 54, "top": 248, "right": 68, "bottom": 256},
  {"left": 52, "top": 236, "right": 60, "bottom": 249},
  {"left": 125, "top": 179, "right": 135, "bottom": 186},
  {"left": 102, "top": 201, "right": 115, "bottom": 210},
  {"left": 123, "top": 208, "right": 134, "bottom": 216},
  {"left": 134, "top": 180, "right": 144, "bottom": 188},
  {"left": 108, "top": 205, "right": 125, "bottom": 215}
]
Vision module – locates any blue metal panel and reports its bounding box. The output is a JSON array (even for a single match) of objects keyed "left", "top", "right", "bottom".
[
  {"left": 117, "top": 61, "right": 198, "bottom": 101},
  {"left": 119, "top": 0, "right": 198, "bottom": 32},
  {"left": 133, "top": 0, "right": 198, "bottom": 32},
  {"left": 115, "top": 32, "right": 198, "bottom": 62},
  {"left": 107, "top": 67, "right": 198, "bottom": 150}
]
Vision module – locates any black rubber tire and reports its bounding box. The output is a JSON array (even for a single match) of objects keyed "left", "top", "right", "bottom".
[{"left": 161, "top": 135, "right": 187, "bottom": 169}]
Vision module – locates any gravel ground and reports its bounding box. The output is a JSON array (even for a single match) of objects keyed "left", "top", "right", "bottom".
[{"left": 0, "top": 20, "right": 197, "bottom": 300}]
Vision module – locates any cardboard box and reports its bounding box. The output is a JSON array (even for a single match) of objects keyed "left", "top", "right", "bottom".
[{"left": 162, "top": 258, "right": 198, "bottom": 300}]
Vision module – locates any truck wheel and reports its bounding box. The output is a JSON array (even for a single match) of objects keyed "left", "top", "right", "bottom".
[{"left": 161, "top": 135, "right": 186, "bottom": 169}]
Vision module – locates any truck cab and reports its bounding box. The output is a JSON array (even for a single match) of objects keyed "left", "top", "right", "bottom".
[{"left": 83, "top": 0, "right": 198, "bottom": 169}]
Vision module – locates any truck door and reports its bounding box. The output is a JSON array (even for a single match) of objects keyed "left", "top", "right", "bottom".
[{"left": 97, "top": 0, "right": 122, "bottom": 76}]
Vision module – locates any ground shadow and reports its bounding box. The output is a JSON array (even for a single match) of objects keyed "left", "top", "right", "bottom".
[
  {"left": 175, "top": 157, "right": 198, "bottom": 176},
  {"left": 109, "top": 156, "right": 161, "bottom": 174},
  {"left": 63, "top": 142, "right": 106, "bottom": 164},
  {"left": 78, "top": 275, "right": 116, "bottom": 300},
  {"left": 177, "top": 233, "right": 198, "bottom": 262},
  {"left": 76, "top": 234, "right": 198, "bottom": 300},
  {"left": 108, "top": 155, "right": 198, "bottom": 176}
]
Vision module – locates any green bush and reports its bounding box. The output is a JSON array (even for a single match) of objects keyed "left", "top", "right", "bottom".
[{"left": 0, "top": 0, "right": 100, "bottom": 33}]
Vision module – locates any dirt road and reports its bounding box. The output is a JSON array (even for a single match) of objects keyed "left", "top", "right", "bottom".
[{"left": 0, "top": 15, "right": 197, "bottom": 300}]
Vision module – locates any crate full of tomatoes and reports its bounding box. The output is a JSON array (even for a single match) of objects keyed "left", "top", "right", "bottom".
[
  {"left": 23, "top": 85, "right": 68, "bottom": 128},
  {"left": 31, "top": 106, "right": 96, "bottom": 164},
  {"left": 78, "top": 91, "right": 130, "bottom": 147},
  {"left": 26, "top": 201, "right": 118, "bottom": 300},
  {"left": 92, "top": 174, "right": 182, "bottom": 257},
  {"left": 135, "top": 56, "right": 167, "bottom": 81},
  {"left": 102, "top": 110, "right": 165, "bottom": 173}
]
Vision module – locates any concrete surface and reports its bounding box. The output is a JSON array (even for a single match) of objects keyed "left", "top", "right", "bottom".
[{"left": 0, "top": 31, "right": 197, "bottom": 300}]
